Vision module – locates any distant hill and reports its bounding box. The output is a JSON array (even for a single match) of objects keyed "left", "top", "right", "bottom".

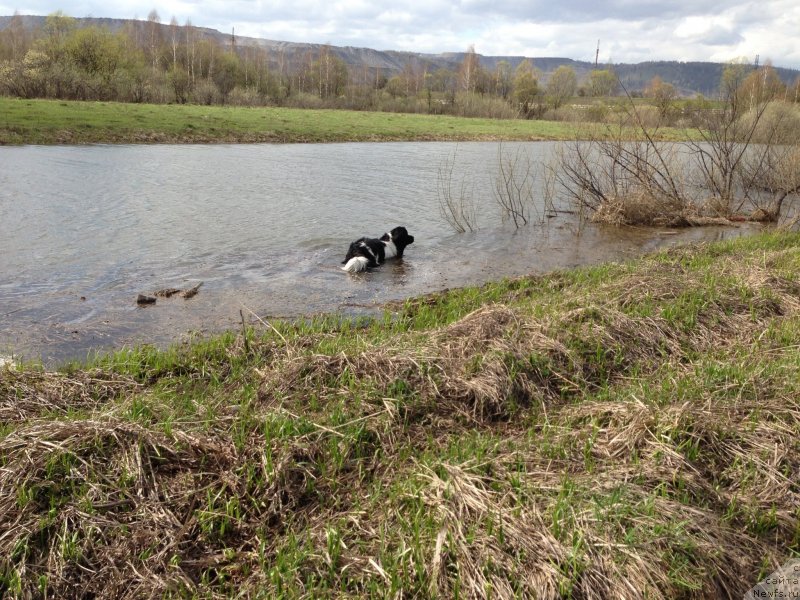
[{"left": 2, "top": 14, "right": 798, "bottom": 97}]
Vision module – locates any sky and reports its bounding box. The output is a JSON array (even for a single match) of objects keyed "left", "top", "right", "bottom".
[{"left": 2, "top": 0, "right": 800, "bottom": 70}]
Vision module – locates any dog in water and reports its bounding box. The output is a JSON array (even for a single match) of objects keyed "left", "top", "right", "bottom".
[{"left": 341, "top": 226, "right": 415, "bottom": 273}]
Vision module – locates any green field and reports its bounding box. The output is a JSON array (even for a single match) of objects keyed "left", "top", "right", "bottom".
[
  {"left": 0, "top": 97, "right": 693, "bottom": 145},
  {"left": 0, "top": 97, "right": 578, "bottom": 145},
  {"left": 1, "top": 231, "right": 798, "bottom": 598}
]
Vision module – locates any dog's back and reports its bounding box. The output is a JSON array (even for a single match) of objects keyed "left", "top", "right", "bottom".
[
  {"left": 341, "top": 238, "right": 385, "bottom": 272},
  {"left": 341, "top": 227, "right": 414, "bottom": 273}
]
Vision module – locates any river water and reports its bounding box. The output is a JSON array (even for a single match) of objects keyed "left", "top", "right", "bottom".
[{"left": 0, "top": 141, "right": 759, "bottom": 365}]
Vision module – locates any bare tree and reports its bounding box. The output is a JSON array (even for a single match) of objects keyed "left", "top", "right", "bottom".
[
  {"left": 146, "top": 10, "right": 161, "bottom": 73},
  {"left": 493, "top": 60, "right": 513, "bottom": 99},
  {"left": 185, "top": 19, "right": 195, "bottom": 84},
  {"left": 493, "top": 143, "right": 539, "bottom": 227},
  {"left": 687, "top": 75, "right": 779, "bottom": 216},
  {"left": 459, "top": 45, "right": 480, "bottom": 93},
  {"left": 437, "top": 147, "right": 478, "bottom": 233},
  {"left": 169, "top": 16, "right": 179, "bottom": 70},
  {"left": 0, "top": 12, "right": 31, "bottom": 61}
]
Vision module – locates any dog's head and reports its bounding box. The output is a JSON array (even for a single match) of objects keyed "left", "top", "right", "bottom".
[{"left": 388, "top": 226, "right": 414, "bottom": 257}]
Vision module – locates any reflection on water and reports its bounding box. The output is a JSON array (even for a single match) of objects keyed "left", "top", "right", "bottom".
[{"left": 0, "top": 142, "right": 761, "bottom": 365}]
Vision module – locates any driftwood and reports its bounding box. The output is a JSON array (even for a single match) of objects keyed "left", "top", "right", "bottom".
[
  {"left": 181, "top": 282, "right": 203, "bottom": 299},
  {"left": 154, "top": 288, "right": 182, "bottom": 298},
  {"left": 138, "top": 282, "right": 203, "bottom": 305}
]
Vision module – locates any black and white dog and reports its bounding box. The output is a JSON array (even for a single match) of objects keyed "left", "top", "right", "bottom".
[{"left": 341, "top": 226, "right": 415, "bottom": 273}]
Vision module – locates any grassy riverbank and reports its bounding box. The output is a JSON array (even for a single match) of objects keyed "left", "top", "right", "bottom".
[
  {"left": 0, "top": 97, "right": 693, "bottom": 145},
  {"left": 2, "top": 231, "right": 799, "bottom": 598}
]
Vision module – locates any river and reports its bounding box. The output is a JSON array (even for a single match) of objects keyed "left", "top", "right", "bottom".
[{"left": 0, "top": 141, "right": 759, "bottom": 365}]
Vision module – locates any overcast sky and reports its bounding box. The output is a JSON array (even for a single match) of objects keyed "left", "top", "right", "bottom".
[{"left": 3, "top": 0, "right": 799, "bottom": 70}]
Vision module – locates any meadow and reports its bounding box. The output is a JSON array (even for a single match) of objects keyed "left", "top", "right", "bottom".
[{"left": 0, "top": 96, "right": 692, "bottom": 145}]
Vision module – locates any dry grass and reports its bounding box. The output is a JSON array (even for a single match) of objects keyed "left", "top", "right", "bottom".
[
  {"left": 1, "top": 232, "right": 799, "bottom": 598},
  {"left": 0, "top": 370, "right": 141, "bottom": 423}
]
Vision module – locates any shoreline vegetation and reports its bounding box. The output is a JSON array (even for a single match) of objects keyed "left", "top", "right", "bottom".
[
  {"left": 0, "top": 97, "right": 692, "bottom": 145},
  {"left": 2, "top": 231, "right": 799, "bottom": 598}
]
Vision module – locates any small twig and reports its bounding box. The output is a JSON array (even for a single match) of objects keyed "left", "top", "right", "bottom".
[
  {"left": 239, "top": 309, "right": 251, "bottom": 354},
  {"left": 280, "top": 408, "right": 345, "bottom": 438},
  {"left": 240, "top": 304, "right": 287, "bottom": 345}
]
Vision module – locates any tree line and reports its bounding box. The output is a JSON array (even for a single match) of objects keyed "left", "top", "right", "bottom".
[
  {"left": 0, "top": 12, "right": 616, "bottom": 116},
  {"left": 1, "top": 11, "right": 799, "bottom": 120},
  {"left": 0, "top": 11, "right": 350, "bottom": 106}
]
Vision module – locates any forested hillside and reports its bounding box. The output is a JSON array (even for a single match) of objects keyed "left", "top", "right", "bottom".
[{"left": 2, "top": 13, "right": 799, "bottom": 114}]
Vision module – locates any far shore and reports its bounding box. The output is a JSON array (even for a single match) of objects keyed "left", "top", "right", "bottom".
[{"left": 0, "top": 97, "right": 694, "bottom": 146}]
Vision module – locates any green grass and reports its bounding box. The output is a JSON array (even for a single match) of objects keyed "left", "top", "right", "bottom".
[
  {"left": 1, "top": 231, "right": 799, "bottom": 598},
  {"left": 0, "top": 96, "right": 694, "bottom": 145}
]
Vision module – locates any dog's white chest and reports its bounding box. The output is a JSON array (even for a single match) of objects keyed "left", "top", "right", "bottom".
[{"left": 383, "top": 240, "right": 398, "bottom": 259}]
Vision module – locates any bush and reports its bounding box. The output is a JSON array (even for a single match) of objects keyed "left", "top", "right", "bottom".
[
  {"left": 227, "top": 86, "right": 265, "bottom": 107},
  {"left": 284, "top": 91, "right": 326, "bottom": 109},
  {"left": 372, "top": 93, "right": 428, "bottom": 115},
  {"left": 585, "top": 103, "right": 610, "bottom": 123},
  {"left": 746, "top": 102, "right": 800, "bottom": 144},
  {"left": 191, "top": 79, "right": 220, "bottom": 106},
  {"left": 542, "top": 105, "right": 594, "bottom": 123},
  {"left": 623, "top": 104, "right": 663, "bottom": 128},
  {"left": 592, "top": 190, "right": 693, "bottom": 226},
  {"left": 453, "top": 93, "right": 518, "bottom": 119},
  {"left": 554, "top": 90, "right": 800, "bottom": 225}
]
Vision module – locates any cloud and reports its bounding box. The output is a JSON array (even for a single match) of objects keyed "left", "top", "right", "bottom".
[{"left": 674, "top": 16, "right": 743, "bottom": 46}]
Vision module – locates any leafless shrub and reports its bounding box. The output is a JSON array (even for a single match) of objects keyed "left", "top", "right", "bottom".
[
  {"left": 744, "top": 145, "right": 800, "bottom": 222},
  {"left": 554, "top": 76, "right": 800, "bottom": 225},
  {"left": 492, "top": 142, "right": 542, "bottom": 227},
  {"left": 747, "top": 101, "right": 800, "bottom": 144},
  {"left": 436, "top": 147, "right": 478, "bottom": 233},
  {"left": 540, "top": 155, "right": 563, "bottom": 221},
  {"left": 733, "top": 104, "right": 800, "bottom": 223},
  {"left": 686, "top": 91, "right": 775, "bottom": 216},
  {"left": 553, "top": 129, "right": 693, "bottom": 226}
]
